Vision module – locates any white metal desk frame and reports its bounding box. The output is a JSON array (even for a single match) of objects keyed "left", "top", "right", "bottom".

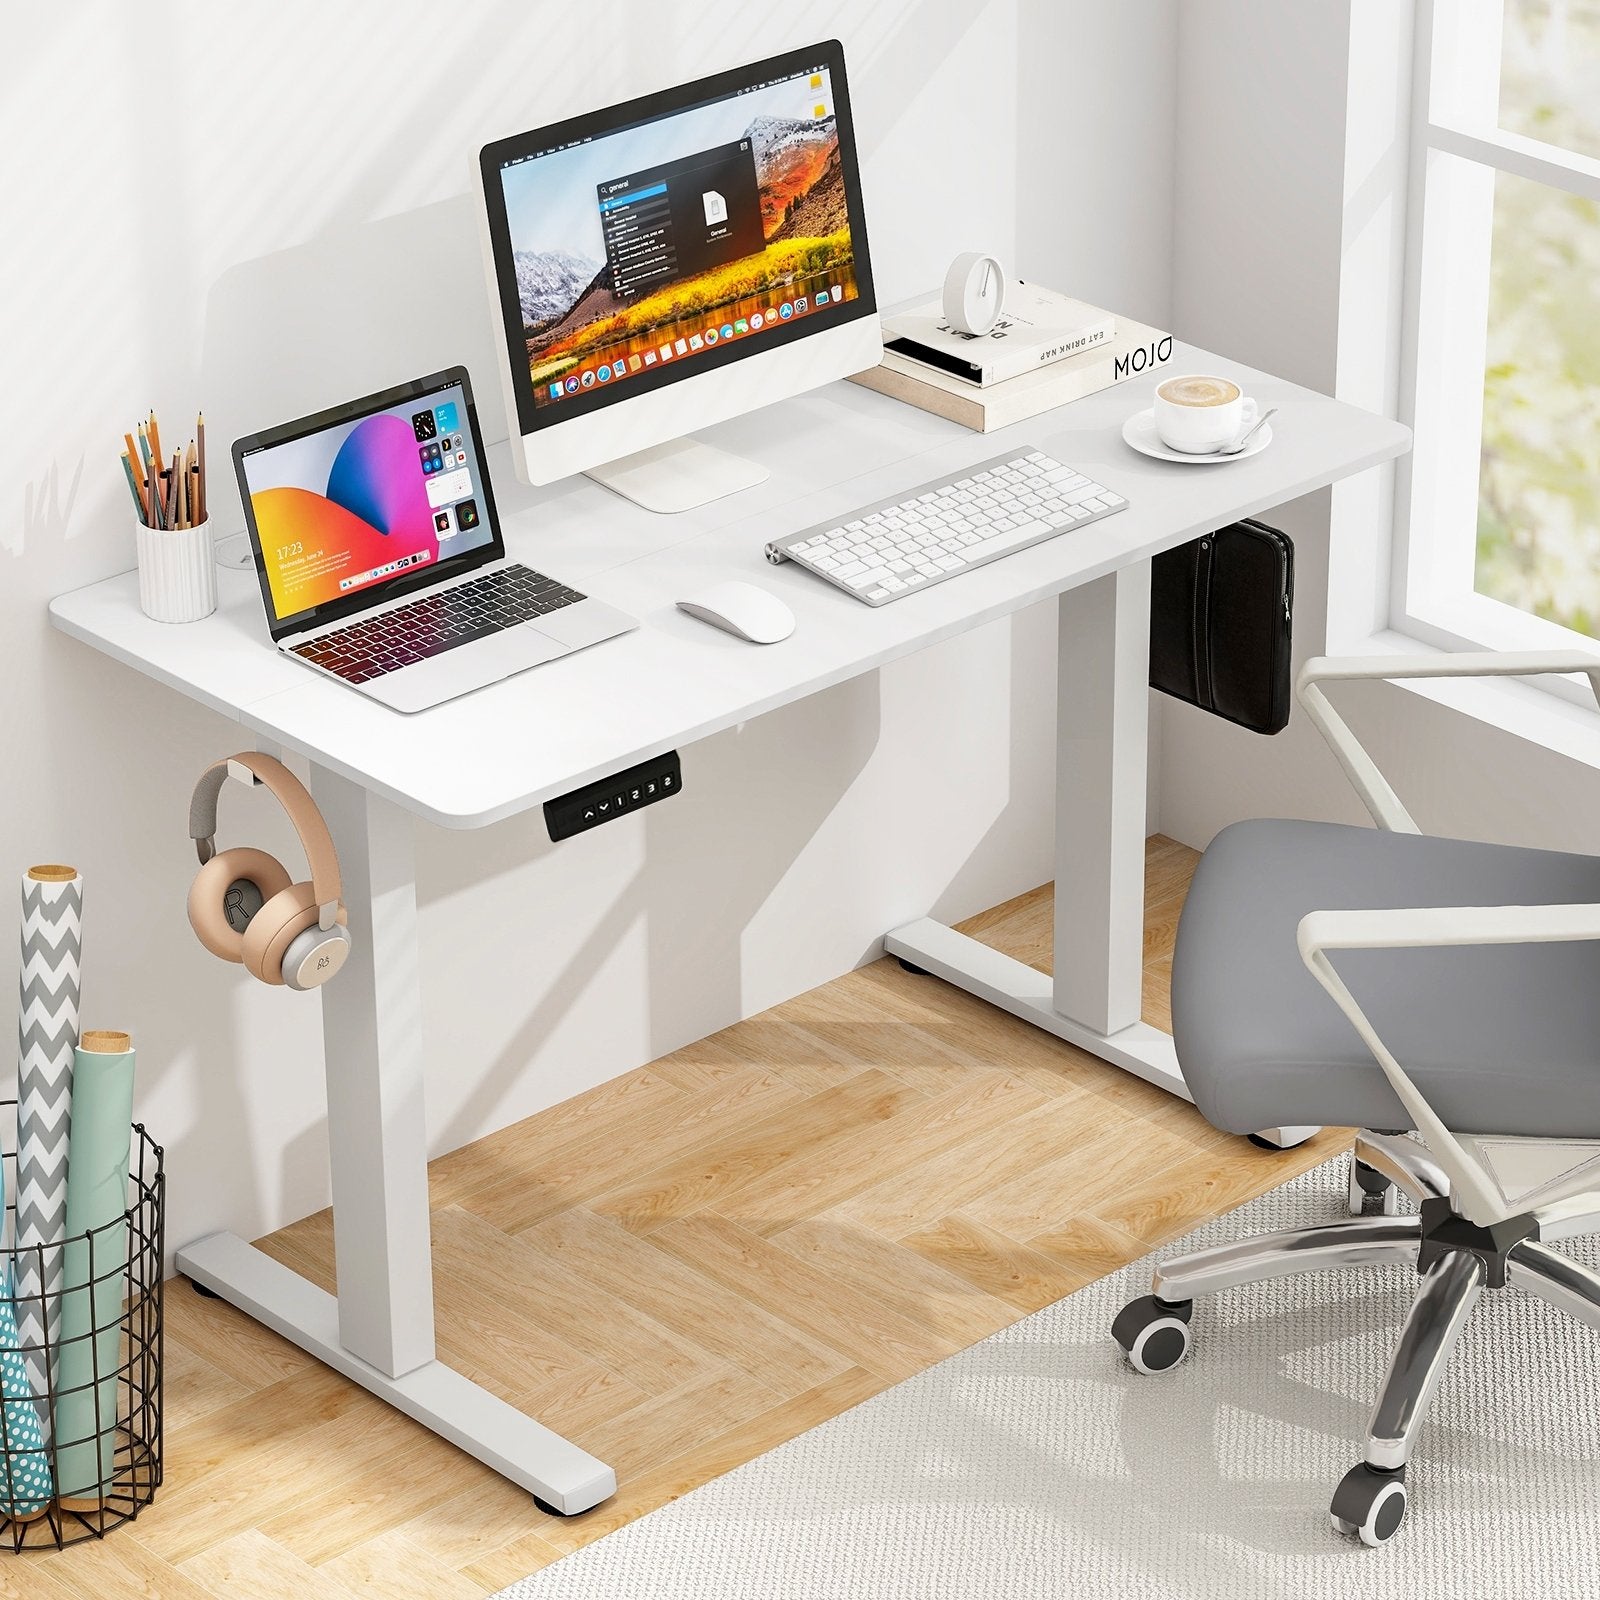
[
  {"left": 50, "top": 348, "right": 1409, "bottom": 1516},
  {"left": 884, "top": 566, "right": 1322, "bottom": 1147}
]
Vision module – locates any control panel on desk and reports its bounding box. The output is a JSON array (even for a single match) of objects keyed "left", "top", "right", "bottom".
[{"left": 545, "top": 751, "right": 681, "bottom": 841}]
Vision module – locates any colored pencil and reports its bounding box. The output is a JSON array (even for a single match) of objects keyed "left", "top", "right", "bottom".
[
  {"left": 120, "top": 453, "right": 145, "bottom": 519},
  {"left": 122, "top": 435, "right": 148, "bottom": 517},
  {"left": 120, "top": 410, "right": 207, "bottom": 528}
]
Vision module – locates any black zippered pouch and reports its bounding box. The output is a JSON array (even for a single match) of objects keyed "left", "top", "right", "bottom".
[{"left": 1148, "top": 517, "right": 1294, "bottom": 735}]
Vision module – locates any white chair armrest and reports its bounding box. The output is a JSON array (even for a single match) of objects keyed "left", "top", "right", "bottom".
[
  {"left": 1297, "top": 650, "right": 1600, "bottom": 832},
  {"left": 1300, "top": 649, "right": 1600, "bottom": 692},
  {"left": 1297, "top": 897, "right": 1600, "bottom": 1227},
  {"left": 1299, "top": 901, "right": 1600, "bottom": 956}
]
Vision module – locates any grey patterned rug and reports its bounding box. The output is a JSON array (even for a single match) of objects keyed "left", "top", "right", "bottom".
[{"left": 496, "top": 1158, "right": 1600, "bottom": 1600}]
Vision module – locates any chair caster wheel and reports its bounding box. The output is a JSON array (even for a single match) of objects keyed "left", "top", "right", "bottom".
[
  {"left": 1348, "top": 1158, "right": 1399, "bottom": 1216},
  {"left": 1329, "top": 1463, "right": 1406, "bottom": 1546},
  {"left": 1111, "top": 1294, "right": 1193, "bottom": 1374},
  {"left": 189, "top": 1278, "right": 223, "bottom": 1300},
  {"left": 896, "top": 958, "right": 930, "bottom": 976}
]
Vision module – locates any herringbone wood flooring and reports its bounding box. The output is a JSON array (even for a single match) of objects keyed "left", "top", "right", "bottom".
[{"left": 16, "top": 839, "right": 1349, "bottom": 1597}]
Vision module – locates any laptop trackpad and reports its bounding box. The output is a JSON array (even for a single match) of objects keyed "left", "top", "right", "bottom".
[
  {"left": 531, "top": 599, "right": 636, "bottom": 651},
  {"left": 368, "top": 628, "right": 567, "bottom": 713}
]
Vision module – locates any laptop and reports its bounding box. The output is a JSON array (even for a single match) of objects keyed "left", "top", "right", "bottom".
[{"left": 234, "top": 367, "right": 637, "bottom": 713}]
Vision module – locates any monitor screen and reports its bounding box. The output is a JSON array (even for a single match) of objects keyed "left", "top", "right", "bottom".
[
  {"left": 236, "top": 373, "right": 500, "bottom": 638},
  {"left": 480, "top": 41, "right": 874, "bottom": 439}
]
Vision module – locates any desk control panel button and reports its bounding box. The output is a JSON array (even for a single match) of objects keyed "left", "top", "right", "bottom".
[{"left": 544, "top": 750, "right": 683, "bottom": 842}]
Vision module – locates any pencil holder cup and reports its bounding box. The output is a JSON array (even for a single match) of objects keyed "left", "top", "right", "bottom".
[{"left": 135, "top": 518, "right": 216, "bottom": 624}]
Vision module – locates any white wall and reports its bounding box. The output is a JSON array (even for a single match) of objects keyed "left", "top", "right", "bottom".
[
  {"left": 1160, "top": 0, "right": 1600, "bottom": 859},
  {"left": 4, "top": 1, "right": 1176, "bottom": 1258}
]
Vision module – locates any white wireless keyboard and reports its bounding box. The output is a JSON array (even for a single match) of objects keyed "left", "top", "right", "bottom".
[{"left": 765, "top": 448, "right": 1127, "bottom": 606}]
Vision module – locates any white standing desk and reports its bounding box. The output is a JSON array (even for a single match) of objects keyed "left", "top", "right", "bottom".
[{"left": 50, "top": 345, "right": 1409, "bottom": 1513}]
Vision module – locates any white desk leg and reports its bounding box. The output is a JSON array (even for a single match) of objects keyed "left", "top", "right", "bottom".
[
  {"left": 884, "top": 571, "right": 1317, "bottom": 1150},
  {"left": 176, "top": 764, "right": 617, "bottom": 1514},
  {"left": 314, "top": 767, "right": 435, "bottom": 1373},
  {"left": 1053, "top": 562, "right": 1151, "bottom": 1037}
]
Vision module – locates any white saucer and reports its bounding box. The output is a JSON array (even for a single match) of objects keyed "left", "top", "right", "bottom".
[{"left": 1122, "top": 408, "right": 1273, "bottom": 464}]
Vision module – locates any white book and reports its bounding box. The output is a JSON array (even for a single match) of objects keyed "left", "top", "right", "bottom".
[
  {"left": 881, "top": 282, "right": 1115, "bottom": 387},
  {"left": 850, "top": 314, "right": 1174, "bottom": 433}
]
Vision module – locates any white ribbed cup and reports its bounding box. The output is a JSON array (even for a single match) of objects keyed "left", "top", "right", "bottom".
[{"left": 136, "top": 517, "right": 216, "bottom": 623}]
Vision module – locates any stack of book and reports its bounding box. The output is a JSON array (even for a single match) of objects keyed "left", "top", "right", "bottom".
[{"left": 849, "top": 282, "right": 1172, "bottom": 432}]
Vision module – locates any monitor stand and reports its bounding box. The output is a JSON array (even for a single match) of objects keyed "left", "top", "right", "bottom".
[{"left": 584, "top": 437, "right": 769, "bottom": 514}]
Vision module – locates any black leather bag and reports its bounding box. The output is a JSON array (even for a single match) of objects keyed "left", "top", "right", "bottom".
[{"left": 1148, "top": 518, "right": 1294, "bottom": 735}]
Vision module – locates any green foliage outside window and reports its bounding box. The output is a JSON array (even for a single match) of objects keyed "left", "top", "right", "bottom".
[{"left": 1477, "top": 0, "right": 1600, "bottom": 634}]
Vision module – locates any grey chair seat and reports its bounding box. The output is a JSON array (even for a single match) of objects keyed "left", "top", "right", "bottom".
[{"left": 1171, "top": 819, "right": 1600, "bottom": 1138}]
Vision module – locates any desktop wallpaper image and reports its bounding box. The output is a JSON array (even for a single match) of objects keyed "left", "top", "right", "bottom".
[
  {"left": 504, "top": 68, "right": 858, "bottom": 403},
  {"left": 249, "top": 413, "right": 440, "bottom": 619}
]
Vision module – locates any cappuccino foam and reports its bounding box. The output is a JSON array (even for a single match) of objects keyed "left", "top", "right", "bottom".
[{"left": 1157, "top": 376, "right": 1239, "bottom": 408}]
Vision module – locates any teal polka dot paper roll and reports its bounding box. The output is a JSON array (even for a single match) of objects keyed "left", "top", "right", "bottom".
[{"left": 0, "top": 1258, "right": 53, "bottom": 1516}]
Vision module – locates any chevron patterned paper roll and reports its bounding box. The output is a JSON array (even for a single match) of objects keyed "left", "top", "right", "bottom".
[
  {"left": 15, "top": 865, "right": 82, "bottom": 1422},
  {"left": 54, "top": 1032, "right": 136, "bottom": 1506}
]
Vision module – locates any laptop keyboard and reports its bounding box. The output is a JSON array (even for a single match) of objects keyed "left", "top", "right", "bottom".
[{"left": 291, "top": 564, "right": 586, "bottom": 684}]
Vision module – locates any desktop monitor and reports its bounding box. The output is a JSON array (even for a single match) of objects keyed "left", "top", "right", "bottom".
[{"left": 477, "top": 40, "right": 880, "bottom": 512}]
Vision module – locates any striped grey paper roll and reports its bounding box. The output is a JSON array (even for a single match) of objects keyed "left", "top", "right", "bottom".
[{"left": 15, "top": 865, "right": 83, "bottom": 1423}]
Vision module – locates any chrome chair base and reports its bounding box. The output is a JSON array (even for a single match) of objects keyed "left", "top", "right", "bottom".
[{"left": 1112, "top": 1132, "right": 1600, "bottom": 1545}]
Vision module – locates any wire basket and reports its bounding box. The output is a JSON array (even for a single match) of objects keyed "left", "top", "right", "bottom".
[{"left": 0, "top": 1109, "right": 164, "bottom": 1551}]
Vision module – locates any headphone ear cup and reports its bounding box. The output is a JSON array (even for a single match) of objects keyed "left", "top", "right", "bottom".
[
  {"left": 189, "top": 849, "right": 293, "bottom": 963},
  {"left": 241, "top": 883, "right": 312, "bottom": 985},
  {"left": 282, "top": 922, "right": 352, "bottom": 990},
  {"left": 242, "top": 883, "right": 349, "bottom": 986}
]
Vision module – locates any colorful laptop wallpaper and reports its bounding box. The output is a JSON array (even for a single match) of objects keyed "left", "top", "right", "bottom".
[
  {"left": 241, "top": 384, "right": 491, "bottom": 626},
  {"left": 498, "top": 62, "right": 858, "bottom": 410}
]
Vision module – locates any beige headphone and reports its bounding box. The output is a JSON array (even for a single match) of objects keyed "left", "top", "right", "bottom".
[{"left": 188, "top": 753, "right": 352, "bottom": 990}]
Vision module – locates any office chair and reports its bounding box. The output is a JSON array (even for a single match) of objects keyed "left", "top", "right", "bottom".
[{"left": 1112, "top": 649, "right": 1600, "bottom": 1546}]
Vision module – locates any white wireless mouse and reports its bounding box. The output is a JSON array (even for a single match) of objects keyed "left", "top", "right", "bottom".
[{"left": 677, "top": 580, "right": 796, "bottom": 644}]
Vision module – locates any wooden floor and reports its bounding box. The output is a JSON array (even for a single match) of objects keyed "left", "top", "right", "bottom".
[{"left": 19, "top": 839, "right": 1350, "bottom": 1599}]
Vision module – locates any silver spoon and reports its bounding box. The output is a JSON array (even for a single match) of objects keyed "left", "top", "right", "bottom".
[{"left": 1216, "top": 406, "right": 1277, "bottom": 456}]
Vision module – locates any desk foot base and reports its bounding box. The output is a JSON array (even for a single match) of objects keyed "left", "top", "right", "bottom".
[
  {"left": 1248, "top": 1128, "right": 1322, "bottom": 1152},
  {"left": 884, "top": 919, "right": 1324, "bottom": 1154},
  {"left": 176, "top": 1232, "right": 617, "bottom": 1515},
  {"left": 885, "top": 918, "right": 1192, "bottom": 1100}
]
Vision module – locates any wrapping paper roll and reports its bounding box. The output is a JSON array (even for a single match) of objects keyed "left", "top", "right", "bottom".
[
  {"left": 53, "top": 1032, "right": 136, "bottom": 1506},
  {"left": 0, "top": 1160, "right": 52, "bottom": 1516},
  {"left": 15, "top": 865, "right": 83, "bottom": 1420}
]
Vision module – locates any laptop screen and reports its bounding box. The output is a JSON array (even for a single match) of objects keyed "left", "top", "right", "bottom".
[{"left": 236, "top": 374, "right": 499, "bottom": 637}]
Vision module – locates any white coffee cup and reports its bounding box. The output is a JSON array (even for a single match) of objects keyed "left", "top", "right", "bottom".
[{"left": 1152, "top": 374, "right": 1256, "bottom": 454}]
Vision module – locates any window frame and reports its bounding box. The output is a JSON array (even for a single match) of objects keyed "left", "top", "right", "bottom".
[{"left": 1394, "top": 0, "right": 1600, "bottom": 708}]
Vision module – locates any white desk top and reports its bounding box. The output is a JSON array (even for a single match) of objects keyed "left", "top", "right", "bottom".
[{"left": 51, "top": 344, "right": 1409, "bottom": 829}]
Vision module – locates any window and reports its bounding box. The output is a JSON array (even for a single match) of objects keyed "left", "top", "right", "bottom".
[{"left": 1398, "top": 0, "right": 1600, "bottom": 671}]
